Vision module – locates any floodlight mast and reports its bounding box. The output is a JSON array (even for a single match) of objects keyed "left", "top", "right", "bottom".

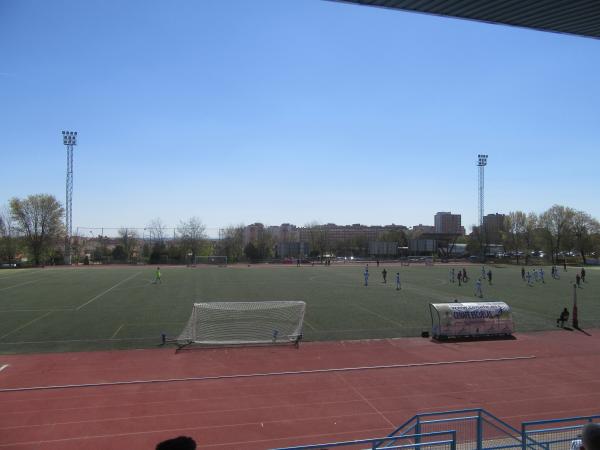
[
  {"left": 62, "top": 130, "right": 77, "bottom": 265},
  {"left": 477, "top": 154, "right": 488, "bottom": 260},
  {"left": 477, "top": 154, "right": 488, "bottom": 228}
]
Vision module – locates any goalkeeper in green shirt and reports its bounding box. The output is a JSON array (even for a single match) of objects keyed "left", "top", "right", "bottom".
[{"left": 154, "top": 267, "right": 162, "bottom": 284}]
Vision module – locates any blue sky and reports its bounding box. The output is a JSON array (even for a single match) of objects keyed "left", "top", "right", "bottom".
[{"left": 1, "top": 0, "right": 599, "bottom": 233}]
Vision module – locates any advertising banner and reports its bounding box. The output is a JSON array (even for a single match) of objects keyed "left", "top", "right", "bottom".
[{"left": 430, "top": 302, "right": 513, "bottom": 339}]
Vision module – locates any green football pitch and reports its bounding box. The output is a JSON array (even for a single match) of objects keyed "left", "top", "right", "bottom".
[{"left": 0, "top": 264, "right": 598, "bottom": 354}]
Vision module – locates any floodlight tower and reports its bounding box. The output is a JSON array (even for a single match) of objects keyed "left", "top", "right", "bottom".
[
  {"left": 477, "top": 154, "right": 488, "bottom": 228},
  {"left": 477, "top": 153, "right": 488, "bottom": 258},
  {"left": 62, "top": 131, "right": 77, "bottom": 265}
]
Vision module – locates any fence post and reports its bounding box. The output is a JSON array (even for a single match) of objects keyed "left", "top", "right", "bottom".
[
  {"left": 477, "top": 410, "right": 483, "bottom": 450},
  {"left": 415, "top": 417, "right": 422, "bottom": 447},
  {"left": 451, "top": 430, "right": 457, "bottom": 450},
  {"left": 521, "top": 423, "right": 526, "bottom": 450}
]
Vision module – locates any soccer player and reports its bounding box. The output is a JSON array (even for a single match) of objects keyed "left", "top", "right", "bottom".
[
  {"left": 481, "top": 265, "right": 486, "bottom": 279},
  {"left": 533, "top": 269, "right": 539, "bottom": 283},
  {"left": 526, "top": 271, "right": 533, "bottom": 286},
  {"left": 382, "top": 268, "right": 387, "bottom": 284},
  {"left": 457, "top": 270, "right": 462, "bottom": 286},
  {"left": 539, "top": 267, "right": 545, "bottom": 283},
  {"left": 576, "top": 273, "right": 581, "bottom": 288},
  {"left": 475, "top": 278, "right": 483, "bottom": 298},
  {"left": 581, "top": 267, "right": 586, "bottom": 283},
  {"left": 364, "top": 268, "right": 369, "bottom": 286},
  {"left": 487, "top": 269, "right": 492, "bottom": 285},
  {"left": 521, "top": 267, "right": 526, "bottom": 280},
  {"left": 154, "top": 267, "right": 162, "bottom": 284},
  {"left": 395, "top": 272, "right": 401, "bottom": 290},
  {"left": 449, "top": 268, "right": 455, "bottom": 283},
  {"left": 556, "top": 307, "right": 569, "bottom": 328},
  {"left": 462, "top": 268, "right": 468, "bottom": 282}
]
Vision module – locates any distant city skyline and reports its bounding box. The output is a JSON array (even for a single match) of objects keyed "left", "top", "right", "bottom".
[{"left": 2, "top": 0, "right": 599, "bottom": 230}]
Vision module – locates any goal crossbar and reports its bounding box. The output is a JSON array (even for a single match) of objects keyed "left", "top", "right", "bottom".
[{"left": 193, "top": 256, "right": 227, "bottom": 266}]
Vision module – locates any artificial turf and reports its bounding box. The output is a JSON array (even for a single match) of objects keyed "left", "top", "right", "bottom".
[{"left": 0, "top": 263, "right": 598, "bottom": 354}]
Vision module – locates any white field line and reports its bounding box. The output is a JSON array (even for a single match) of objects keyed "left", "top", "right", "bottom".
[
  {"left": 0, "top": 355, "right": 536, "bottom": 393},
  {"left": 353, "top": 304, "right": 405, "bottom": 328},
  {"left": 0, "top": 337, "right": 156, "bottom": 345},
  {"left": 303, "top": 319, "right": 318, "bottom": 331},
  {"left": 0, "top": 270, "right": 43, "bottom": 279},
  {"left": 0, "top": 279, "right": 42, "bottom": 292},
  {"left": 0, "top": 308, "right": 72, "bottom": 313},
  {"left": 0, "top": 364, "right": 9, "bottom": 372},
  {"left": 110, "top": 324, "right": 125, "bottom": 339},
  {"left": 0, "top": 311, "right": 53, "bottom": 340},
  {"left": 76, "top": 272, "right": 141, "bottom": 310},
  {"left": 334, "top": 372, "right": 395, "bottom": 428}
]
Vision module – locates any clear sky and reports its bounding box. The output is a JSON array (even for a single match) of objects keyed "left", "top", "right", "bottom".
[{"left": 1, "top": 0, "right": 599, "bottom": 234}]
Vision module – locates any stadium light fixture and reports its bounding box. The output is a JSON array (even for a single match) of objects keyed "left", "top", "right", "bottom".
[{"left": 62, "top": 130, "right": 77, "bottom": 265}]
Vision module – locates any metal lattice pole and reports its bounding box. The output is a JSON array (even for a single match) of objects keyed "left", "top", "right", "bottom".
[
  {"left": 477, "top": 154, "right": 488, "bottom": 228},
  {"left": 62, "top": 131, "right": 77, "bottom": 264},
  {"left": 477, "top": 154, "right": 488, "bottom": 260}
]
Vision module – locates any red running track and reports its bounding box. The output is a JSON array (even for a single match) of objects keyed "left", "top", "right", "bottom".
[{"left": 0, "top": 329, "right": 599, "bottom": 449}]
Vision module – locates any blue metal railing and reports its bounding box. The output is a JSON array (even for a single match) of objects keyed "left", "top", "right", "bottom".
[
  {"left": 272, "top": 409, "right": 599, "bottom": 450},
  {"left": 521, "top": 415, "right": 600, "bottom": 450},
  {"left": 381, "top": 408, "right": 546, "bottom": 450},
  {"left": 270, "top": 430, "right": 457, "bottom": 450}
]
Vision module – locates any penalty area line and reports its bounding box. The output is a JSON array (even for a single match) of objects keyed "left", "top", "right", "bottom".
[
  {"left": 0, "top": 355, "right": 536, "bottom": 393},
  {"left": 76, "top": 272, "right": 142, "bottom": 310},
  {"left": 0, "top": 311, "right": 53, "bottom": 340}
]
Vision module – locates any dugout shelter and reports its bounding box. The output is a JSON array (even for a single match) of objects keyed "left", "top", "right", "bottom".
[{"left": 429, "top": 301, "right": 514, "bottom": 340}]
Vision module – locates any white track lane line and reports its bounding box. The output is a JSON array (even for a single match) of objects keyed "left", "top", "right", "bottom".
[
  {"left": 76, "top": 272, "right": 141, "bottom": 310},
  {"left": 0, "top": 364, "right": 9, "bottom": 372},
  {"left": 0, "top": 355, "right": 536, "bottom": 393}
]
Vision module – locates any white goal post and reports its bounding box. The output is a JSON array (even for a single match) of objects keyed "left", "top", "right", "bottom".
[
  {"left": 177, "top": 301, "right": 306, "bottom": 349},
  {"left": 193, "top": 255, "right": 227, "bottom": 266}
]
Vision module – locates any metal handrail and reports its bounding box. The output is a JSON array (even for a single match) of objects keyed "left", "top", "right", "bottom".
[{"left": 270, "top": 430, "right": 457, "bottom": 450}]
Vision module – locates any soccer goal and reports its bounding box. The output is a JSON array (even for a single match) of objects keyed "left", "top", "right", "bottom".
[
  {"left": 194, "top": 255, "right": 227, "bottom": 266},
  {"left": 176, "top": 301, "right": 306, "bottom": 350}
]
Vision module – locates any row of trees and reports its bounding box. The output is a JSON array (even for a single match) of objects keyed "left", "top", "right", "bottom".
[
  {"left": 2, "top": 194, "right": 599, "bottom": 265},
  {"left": 494, "top": 206, "right": 600, "bottom": 264},
  {"left": 0, "top": 195, "right": 215, "bottom": 265}
]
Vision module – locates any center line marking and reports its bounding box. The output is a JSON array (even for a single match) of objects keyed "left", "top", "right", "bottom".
[{"left": 76, "top": 272, "right": 141, "bottom": 310}]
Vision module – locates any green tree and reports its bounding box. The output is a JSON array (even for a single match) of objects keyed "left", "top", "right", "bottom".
[
  {"left": 112, "top": 245, "right": 127, "bottom": 262},
  {"left": 218, "top": 225, "right": 244, "bottom": 263},
  {"left": 244, "top": 242, "right": 259, "bottom": 261},
  {"left": 571, "top": 210, "right": 600, "bottom": 264},
  {"left": 539, "top": 205, "right": 574, "bottom": 264},
  {"left": 118, "top": 228, "right": 139, "bottom": 263},
  {"left": 177, "top": 217, "right": 208, "bottom": 263},
  {"left": 0, "top": 206, "right": 18, "bottom": 263},
  {"left": 10, "top": 194, "right": 64, "bottom": 265},
  {"left": 502, "top": 211, "right": 527, "bottom": 264}
]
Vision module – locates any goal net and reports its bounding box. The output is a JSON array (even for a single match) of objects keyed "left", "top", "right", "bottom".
[
  {"left": 177, "top": 301, "right": 306, "bottom": 347},
  {"left": 194, "top": 255, "right": 227, "bottom": 266}
]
